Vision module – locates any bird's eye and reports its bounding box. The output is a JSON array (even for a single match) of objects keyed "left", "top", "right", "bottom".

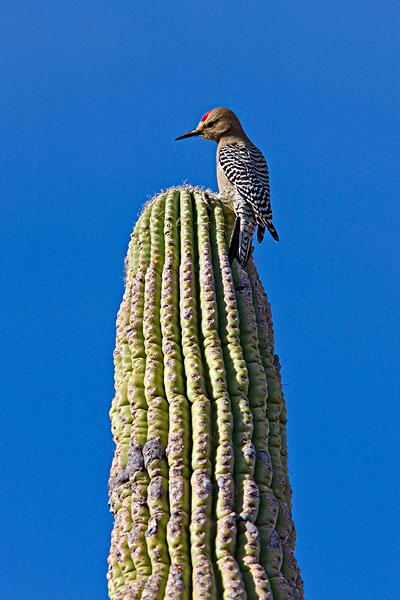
[{"left": 206, "top": 120, "right": 215, "bottom": 128}]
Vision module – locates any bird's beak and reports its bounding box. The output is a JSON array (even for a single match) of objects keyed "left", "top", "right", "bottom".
[{"left": 175, "top": 128, "right": 201, "bottom": 141}]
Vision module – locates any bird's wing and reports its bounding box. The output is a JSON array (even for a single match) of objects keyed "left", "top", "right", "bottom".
[{"left": 219, "top": 143, "right": 278, "bottom": 241}]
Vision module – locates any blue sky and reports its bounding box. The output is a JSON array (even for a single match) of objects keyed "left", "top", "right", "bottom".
[{"left": 1, "top": 2, "right": 399, "bottom": 599}]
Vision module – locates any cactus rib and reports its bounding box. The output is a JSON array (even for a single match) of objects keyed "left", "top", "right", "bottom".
[{"left": 161, "top": 190, "right": 191, "bottom": 599}]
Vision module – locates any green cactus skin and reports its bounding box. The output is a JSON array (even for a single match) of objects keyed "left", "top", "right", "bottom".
[{"left": 108, "top": 187, "right": 303, "bottom": 600}]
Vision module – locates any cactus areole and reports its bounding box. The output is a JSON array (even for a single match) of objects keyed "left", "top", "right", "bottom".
[{"left": 108, "top": 187, "right": 303, "bottom": 600}]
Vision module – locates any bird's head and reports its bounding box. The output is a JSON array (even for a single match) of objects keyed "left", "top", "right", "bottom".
[{"left": 175, "top": 107, "right": 245, "bottom": 143}]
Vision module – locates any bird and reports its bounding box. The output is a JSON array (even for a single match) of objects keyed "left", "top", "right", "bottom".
[{"left": 175, "top": 107, "right": 279, "bottom": 267}]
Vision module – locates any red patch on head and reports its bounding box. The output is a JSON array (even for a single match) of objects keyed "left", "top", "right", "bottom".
[{"left": 200, "top": 109, "right": 214, "bottom": 122}]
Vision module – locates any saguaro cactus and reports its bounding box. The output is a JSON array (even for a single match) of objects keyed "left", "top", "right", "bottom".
[{"left": 108, "top": 187, "right": 303, "bottom": 600}]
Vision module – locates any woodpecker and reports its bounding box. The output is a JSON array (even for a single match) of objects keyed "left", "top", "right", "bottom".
[{"left": 175, "top": 107, "right": 279, "bottom": 267}]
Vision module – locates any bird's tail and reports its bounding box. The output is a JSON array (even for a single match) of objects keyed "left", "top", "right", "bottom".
[
  {"left": 228, "top": 215, "right": 255, "bottom": 267},
  {"left": 257, "top": 223, "right": 265, "bottom": 244},
  {"left": 266, "top": 221, "right": 279, "bottom": 242},
  {"left": 228, "top": 216, "right": 241, "bottom": 264}
]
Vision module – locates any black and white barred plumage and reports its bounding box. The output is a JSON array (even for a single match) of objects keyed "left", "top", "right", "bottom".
[{"left": 219, "top": 142, "right": 279, "bottom": 266}]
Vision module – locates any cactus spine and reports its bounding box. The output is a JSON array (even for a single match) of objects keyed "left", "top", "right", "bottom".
[{"left": 108, "top": 187, "right": 303, "bottom": 600}]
